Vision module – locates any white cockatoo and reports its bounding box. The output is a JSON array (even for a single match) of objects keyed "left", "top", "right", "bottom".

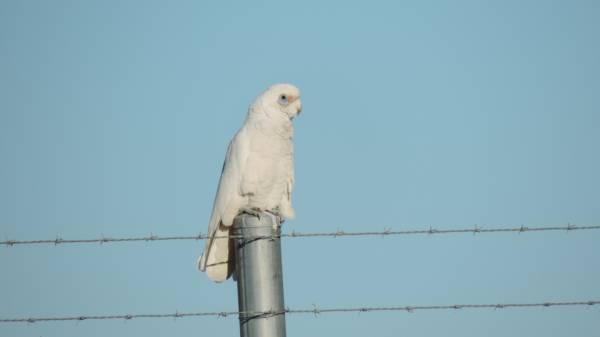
[{"left": 198, "top": 83, "right": 302, "bottom": 282}]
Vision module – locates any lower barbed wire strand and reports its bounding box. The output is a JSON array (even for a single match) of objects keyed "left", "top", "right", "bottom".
[{"left": 1, "top": 300, "right": 598, "bottom": 323}]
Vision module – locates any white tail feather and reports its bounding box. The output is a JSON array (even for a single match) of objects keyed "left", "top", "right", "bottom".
[{"left": 199, "top": 225, "right": 232, "bottom": 283}]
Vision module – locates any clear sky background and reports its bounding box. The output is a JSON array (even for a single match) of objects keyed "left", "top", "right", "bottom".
[{"left": 1, "top": 1, "right": 599, "bottom": 336}]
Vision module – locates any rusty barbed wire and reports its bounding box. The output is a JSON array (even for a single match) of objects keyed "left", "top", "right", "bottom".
[
  {"left": 1, "top": 224, "right": 599, "bottom": 247},
  {"left": 1, "top": 300, "right": 598, "bottom": 323}
]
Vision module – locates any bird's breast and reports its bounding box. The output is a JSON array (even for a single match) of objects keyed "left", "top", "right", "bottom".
[{"left": 243, "top": 131, "right": 294, "bottom": 211}]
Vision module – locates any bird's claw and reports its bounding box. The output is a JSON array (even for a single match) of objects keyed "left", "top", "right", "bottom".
[
  {"left": 264, "top": 210, "right": 283, "bottom": 230},
  {"left": 241, "top": 207, "right": 262, "bottom": 219},
  {"left": 240, "top": 208, "right": 283, "bottom": 230}
]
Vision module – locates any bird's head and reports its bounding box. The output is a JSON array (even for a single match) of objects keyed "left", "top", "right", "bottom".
[{"left": 256, "top": 83, "right": 302, "bottom": 121}]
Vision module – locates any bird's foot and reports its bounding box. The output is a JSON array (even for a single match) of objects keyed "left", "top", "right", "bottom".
[
  {"left": 240, "top": 208, "right": 282, "bottom": 230},
  {"left": 264, "top": 210, "right": 283, "bottom": 229},
  {"left": 240, "top": 207, "right": 262, "bottom": 219}
]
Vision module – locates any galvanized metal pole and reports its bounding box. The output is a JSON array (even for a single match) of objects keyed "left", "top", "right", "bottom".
[{"left": 234, "top": 212, "right": 287, "bottom": 337}]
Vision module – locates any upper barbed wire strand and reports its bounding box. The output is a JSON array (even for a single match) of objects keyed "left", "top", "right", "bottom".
[{"left": 2, "top": 225, "right": 599, "bottom": 247}]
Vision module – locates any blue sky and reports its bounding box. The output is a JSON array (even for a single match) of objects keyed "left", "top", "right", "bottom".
[{"left": 1, "top": 1, "right": 599, "bottom": 336}]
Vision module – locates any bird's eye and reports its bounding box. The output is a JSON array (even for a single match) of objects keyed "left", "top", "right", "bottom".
[{"left": 278, "top": 94, "right": 289, "bottom": 105}]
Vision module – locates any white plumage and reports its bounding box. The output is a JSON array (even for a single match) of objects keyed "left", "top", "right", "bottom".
[{"left": 198, "top": 84, "right": 302, "bottom": 282}]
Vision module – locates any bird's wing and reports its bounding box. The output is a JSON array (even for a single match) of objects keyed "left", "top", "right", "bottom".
[
  {"left": 198, "top": 128, "right": 251, "bottom": 282},
  {"left": 279, "top": 158, "right": 295, "bottom": 219}
]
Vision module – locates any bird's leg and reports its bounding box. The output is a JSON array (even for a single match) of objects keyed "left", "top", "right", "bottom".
[{"left": 240, "top": 207, "right": 262, "bottom": 219}]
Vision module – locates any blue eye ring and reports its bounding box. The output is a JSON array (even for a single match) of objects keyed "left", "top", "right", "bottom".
[{"left": 278, "top": 94, "right": 289, "bottom": 105}]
